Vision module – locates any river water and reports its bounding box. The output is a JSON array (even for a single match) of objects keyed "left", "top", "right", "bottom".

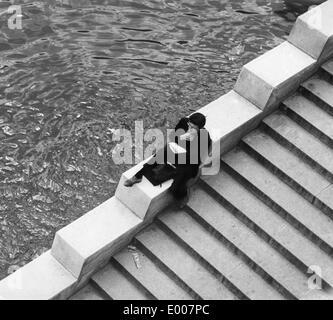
[{"left": 0, "top": 0, "right": 313, "bottom": 279}]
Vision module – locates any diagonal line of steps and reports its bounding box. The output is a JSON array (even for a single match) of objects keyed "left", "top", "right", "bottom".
[
  {"left": 70, "top": 282, "right": 107, "bottom": 300},
  {"left": 317, "top": 185, "right": 333, "bottom": 217},
  {"left": 283, "top": 94, "right": 333, "bottom": 149},
  {"left": 241, "top": 130, "right": 333, "bottom": 218},
  {"left": 262, "top": 112, "right": 333, "bottom": 183},
  {"left": 132, "top": 239, "right": 202, "bottom": 300},
  {"left": 301, "top": 77, "right": 333, "bottom": 116},
  {"left": 153, "top": 218, "right": 249, "bottom": 301},
  {"left": 157, "top": 208, "right": 285, "bottom": 300},
  {"left": 112, "top": 246, "right": 193, "bottom": 300},
  {"left": 322, "top": 60, "right": 333, "bottom": 79},
  {"left": 91, "top": 260, "right": 155, "bottom": 300},
  {"left": 186, "top": 185, "right": 311, "bottom": 299},
  {"left": 200, "top": 170, "right": 333, "bottom": 289},
  {"left": 221, "top": 147, "right": 333, "bottom": 256},
  {"left": 135, "top": 224, "right": 239, "bottom": 300}
]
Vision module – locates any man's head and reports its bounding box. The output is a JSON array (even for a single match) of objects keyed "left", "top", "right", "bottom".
[{"left": 188, "top": 112, "right": 206, "bottom": 130}]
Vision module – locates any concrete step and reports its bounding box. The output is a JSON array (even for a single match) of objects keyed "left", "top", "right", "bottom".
[
  {"left": 317, "top": 185, "right": 333, "bottom": 218},
  {"left": 242, "top": 129, "right": 333, "bottom": 218},
  {"left": 69, "top": 283, "right": 106, "bottom": 300},
  {"left": 91, "top": 260, "right": 153, "bottom": 300},
  {"left": 262, "top": 112, "right": 333, "bottom": 183},
  {"left": 135, "top": 224, "right": 238, "bottom": 300},
  {"left": 222, "top": 147, "right": 333, "bottom": 255},
  {"left": 113, "top": 247, "right": 193, "bottom": 300},
  {"left": 283, "top": 94, "right": 333, "bottom": 148},
  {"left": 301, "top": 77, "right": 333, "bottom": 116},
  {"left": 321, "top": 60, "right": 333, "bottom": 79},
  {"left": 157, "top": 208, "right": 285, "bottom": 300},
  {"left": 201, "top": 170, "right": 333, "bottom": 289},
  {"left": 186, "top": 186, "right": 310, "bottom": 299}
]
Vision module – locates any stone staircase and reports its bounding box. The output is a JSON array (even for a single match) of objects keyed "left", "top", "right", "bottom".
[{"left": 70, "top": 61, "right": 333, "bottom": 300}]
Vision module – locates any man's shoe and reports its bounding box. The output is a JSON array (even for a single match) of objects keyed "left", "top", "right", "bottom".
[
  {"left": 124, "top": 176, "right": 142, "bottom": 187},
  {"left": 177, "top": 194, "right": 189, "bottom": 209}
]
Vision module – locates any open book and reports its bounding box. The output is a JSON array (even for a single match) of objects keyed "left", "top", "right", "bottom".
[{"left": 168, "top": 142, "right": 186, "bottom": 154}]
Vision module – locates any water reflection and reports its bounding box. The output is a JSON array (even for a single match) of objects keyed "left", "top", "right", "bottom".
[{"left": 0, "top": 0, "right": 314, "bottom": 279}]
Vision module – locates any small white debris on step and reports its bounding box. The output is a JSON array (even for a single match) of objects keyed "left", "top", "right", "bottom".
[{"left": 128, "top": 245, "right": 142, "bottom": 269}]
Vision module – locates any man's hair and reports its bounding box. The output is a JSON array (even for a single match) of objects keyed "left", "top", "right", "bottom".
[{"left": 189, "top": 112, "right": 206, "bottom": 129}]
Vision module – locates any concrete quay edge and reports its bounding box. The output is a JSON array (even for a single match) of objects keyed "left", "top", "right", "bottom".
[{"left": 1, "top": 2, "right": 333, "bottom": 299}]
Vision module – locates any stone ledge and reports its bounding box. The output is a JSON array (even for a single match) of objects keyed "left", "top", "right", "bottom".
[
  {"left": 196, "top": 90, "right": 262, "bottom": 156},
  {"left": 115, "top": 157, "right": 174, "bottom": 221},
  {"left": 51, "top": 196, "right": 143, "bottom": 279},
  {"left": 115, "top": 90, "right": 262, "bottom": 219},
  {"left": 234, "top": 41, "right": 316, "bottom": 111},
  {"left": 0, "top": 251, "right": 77, "bottom": 300},
  {"left": 0, "top": 11, "right": 329, "bottom": 300},
  {"left": 288, "top": 1, "right": 333, "bottom": 63}
]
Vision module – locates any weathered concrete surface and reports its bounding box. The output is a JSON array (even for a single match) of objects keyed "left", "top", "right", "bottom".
[
  {"left": 197, "top": 90, "right": 262, "bottom": 160},
  {"left": 283, "top": 93, "right": 333, "bottom": 142},
  {"left": 159, "top": 207, "right": 286, "bottom": 300},
  {"left": 203, "top": 169, "right": 333, "bottom": 288},
  {"left": 91, "top": 261, "right": 153, "bottom": 300},
  {"left": 263, "top": 112, "right": 333, "bottom": 173},
  {"left": 186, "top": 187, "right": 307, "bottom": 299},
  {"left": 242, "top": 128, "right": 333, "bottom": 218},
  {"left": 196, "top": 90, "right": 261, "bottom": 144},
  {"left": 302, "top": 77, "right": 333, "bottom": 112},
  {"left": 322, "top": 59, "right": 333, "bottom": 76},
  {"left": 301, "top": 288, "right": 333, "bottom": 300},
  {"left": 115, "top": 157, "right": 174, "bottom": 221},
  {"left": 70, "top": 283, "right": 104, "bottom": 300},
  {"left": 136, "top": 224, "right": 238, "bottom": 300},
  {"left": 288, "top": 1, "right": 333, "bottom": 62},
  {"left": 234, "top": 41, "right": 316, "bottom": 111},
  {"left": 242, "top": 130, "right": 331, "bottom": 201},
  {"left": 51, "top": 196, "right": 142, "bottom": 279},
  {"left": 222, "top": 147, "right": 333, "bottom": 249},
  {"left": 317, "top": 185, "right": 333, "bottom": 212},
  {"left": 113, "top": 247, "right": 192, "bottom": 300},
  {"left": 0, "top": 251, "right": 77, "bottom": 300}
]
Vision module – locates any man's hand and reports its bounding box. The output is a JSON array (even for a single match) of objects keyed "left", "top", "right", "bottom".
[
  {"left": 199, "top": 152, "right": 213, "bottom": 170},
  {"left": 199, "top": 160, "right": 212, "bottom": 170},
  {"left": 180, "top": 128, "right": 197, "bottom": 141}
]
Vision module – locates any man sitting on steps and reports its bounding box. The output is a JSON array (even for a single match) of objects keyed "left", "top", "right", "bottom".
[{"left": 124, "top": 112, "right": 212, "bottom": 208}]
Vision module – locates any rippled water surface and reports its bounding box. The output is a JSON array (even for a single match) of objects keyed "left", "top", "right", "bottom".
[{"left": 0, "top": 0, "right": 310, "bottom": 279}]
